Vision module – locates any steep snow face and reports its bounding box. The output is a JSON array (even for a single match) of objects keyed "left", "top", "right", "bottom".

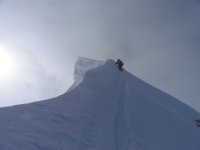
[
  {"left": 68, "top": 57, "right": 105, "bottom": 91},
  {"left": 0, "top": 58, "right": 200, "bottom": 150}
]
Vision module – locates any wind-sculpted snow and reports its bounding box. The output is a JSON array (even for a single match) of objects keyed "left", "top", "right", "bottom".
[
  {"left": 68, "top": 57, "right": 105, "bottom": 91},
  {"left": 0, "top": 58, "right": 200, "bottom": 150}
]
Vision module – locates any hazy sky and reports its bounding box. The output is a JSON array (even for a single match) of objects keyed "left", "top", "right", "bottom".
[{"left": 0, "top": 0, "right": 199, "bottom": 112}]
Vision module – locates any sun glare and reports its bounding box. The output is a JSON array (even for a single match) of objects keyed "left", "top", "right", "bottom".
[{"left": 0, "top": 45, "right": 16, "bottom": 79}]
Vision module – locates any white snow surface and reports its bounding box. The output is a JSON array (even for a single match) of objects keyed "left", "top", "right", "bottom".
[
  {"left": 68, "top": 57, "right": 105, "bottom": 91},
  {"left": 0, "top": 58, "right": 200, "bottom": 150}
]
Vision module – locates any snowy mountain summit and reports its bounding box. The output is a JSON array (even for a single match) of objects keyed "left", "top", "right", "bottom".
[
  {"left": 68, "top": 57, "right": 105, "bottom": 91},
  {"left": 0, "top": 58, "right": 200, "bottom": 150}
]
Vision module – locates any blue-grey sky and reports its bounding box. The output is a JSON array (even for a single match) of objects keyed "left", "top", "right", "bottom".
[{"left": 0, "top": 0, "right": 199, "bottom": 112}]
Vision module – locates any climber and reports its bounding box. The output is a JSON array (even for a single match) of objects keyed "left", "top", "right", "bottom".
[
  {"left": 116, "top": 59, "right": 124, "bottom": 71},
  {"left": 195, "top": 120, "right": 200, "bottom": 127}
]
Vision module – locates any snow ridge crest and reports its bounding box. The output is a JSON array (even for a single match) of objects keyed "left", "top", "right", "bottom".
[{"left": 68, "top": 57, "right": 105, "bottom": 91}]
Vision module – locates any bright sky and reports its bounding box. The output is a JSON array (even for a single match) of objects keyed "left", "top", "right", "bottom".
[{"left": 0, "top": 0, "right": 199, "bottom": 112}]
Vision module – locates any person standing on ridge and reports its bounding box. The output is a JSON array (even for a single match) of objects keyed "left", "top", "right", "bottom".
[
  {"left": 116, "top": 59, "right": 124, "bottom": 71},
  {"left": 195, "top": 119, "right": 200, "bottom": 127}
]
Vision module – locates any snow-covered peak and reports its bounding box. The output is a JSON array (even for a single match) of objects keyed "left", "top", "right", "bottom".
[
  {"left": 68, "top": 57, "right": 105, "bottom": 91},
  {"left": 0, "top": 57, "right": 200, "bottom": 150}
]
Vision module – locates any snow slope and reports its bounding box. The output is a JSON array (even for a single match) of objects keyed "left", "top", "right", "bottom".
[
  {"left": 68, "top": 57, "right": 104, "bottom": 91},
  {"left": 0, "top": 58, "right": 200, "bottom": 150}
]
